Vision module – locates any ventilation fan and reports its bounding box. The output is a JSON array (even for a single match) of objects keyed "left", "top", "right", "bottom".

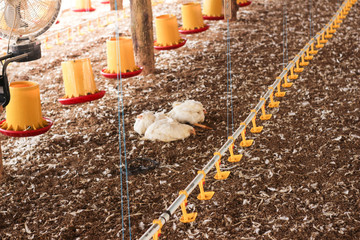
[{"left": 0, "top": 0, "right": 61, "bottom": 107}]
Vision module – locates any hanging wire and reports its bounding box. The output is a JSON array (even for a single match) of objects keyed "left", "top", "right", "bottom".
[
  {"left": 285, "top": 4, "right": 289, "bottom": 64},
  {"left": 309, "top": 0, "right": 313, "bottom": 39},
  {"left": 282, "top": 1, "right": 288, "bottom": 67},
  {"left": 226, "top": 19, "right": 234, "bottom": 138},
  {"left": 282, "top": 3, "right": 285, "bottom": 67},
  {"left": 114, "top": 2, "right": 132, "bottom": 239}
]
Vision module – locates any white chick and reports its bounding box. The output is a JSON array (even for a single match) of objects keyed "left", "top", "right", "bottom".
[
  {"left": 144, "top": 117, "right": 195, "bottom": 142},
  {"left": 168, "top": 100, "right": 211, "bottom": 129},
  {"left": 134, "top": 111, "right": 155, "bottom": 135},
  {"left": 154, "top": 111, "right": 167, "bottom": 121}
]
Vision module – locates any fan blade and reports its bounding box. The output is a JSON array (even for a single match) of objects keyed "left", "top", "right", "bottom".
[{"left": 4, "top": 3, "right": 20, "bottom": 29}]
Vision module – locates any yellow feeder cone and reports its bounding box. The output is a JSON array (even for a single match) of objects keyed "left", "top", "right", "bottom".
[
  {"left": 73, "top": 0, "right": 95, "bottom": 12},
  {"left": 203, "top": 0, "right": 224, "bottom": 18},
  {"left": 104, "top": 37, "right": 138, "bottom": 74},
  {"left": 60, "top": 58, "right": 105, "bottom": 105},
  {"left": 181, "top": 3, "right": 205, "bottom": 31},
  {"left": 0, "top": 81, "right": 49, "bottom": 132},
  {"left": 61, "top": 58, "right": 98, "bottom": 99},
  {"left": 238, "top": 0, "right": 251, "bottom": 7},
  {"left": 155, "top": 14, "right": 182, "bottom": 47}
]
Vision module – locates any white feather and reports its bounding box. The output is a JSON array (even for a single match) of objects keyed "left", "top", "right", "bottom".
[
  {"left": 144, "top": 117, "right": 194, "bottom": 142},
  {"left": 134, "top": 111, "right": 155, "bottom": 135},
  {"left": 168, "top": 100, "right": 205, "bottom": 125},
  {"left": 154, "top": 111, "right": 167, "bottom": 121}
]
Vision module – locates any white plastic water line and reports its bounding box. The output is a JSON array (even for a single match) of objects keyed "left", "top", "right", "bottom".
[{"left": 139, "top": 1, "right": 353, "bottom": 239}]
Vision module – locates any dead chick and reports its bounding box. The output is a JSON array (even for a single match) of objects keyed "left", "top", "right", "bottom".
[{"left": 143, "top": 117, "right": 195, "bottom": 142}]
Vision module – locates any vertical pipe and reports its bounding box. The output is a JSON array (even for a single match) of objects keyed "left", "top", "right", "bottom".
[{"left": 130, "top": 0, "right": 155, "bottom": 74}]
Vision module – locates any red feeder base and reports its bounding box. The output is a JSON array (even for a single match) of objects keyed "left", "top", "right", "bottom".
[
  {"left": 203, "top": 15, "right": 224, "bottom": 20},
  {"left": 238, "top": 1, "right": 252, "bottom": 7},
  {"left": 0, "top": 118, "right": 53, "bottom": 137},
  {"left": 72, "top": 8, "right": 96, "bottom": 12},
  {"left": 101, "top": 67, "right": 143, "bottom": 79},
  {"left": 58, "top": 90, "right": 106, "bottom": 105},
  {"left": 179, "top": 25, "right": 210, "bottom": 34},
  {"left": 101, "top": 1, "right": 110, "bottom": 3},
  {"left": 154, "top": 39, "right": 187, "bottom": 50}
]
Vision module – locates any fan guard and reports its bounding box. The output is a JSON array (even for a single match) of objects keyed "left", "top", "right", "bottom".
[{"left": 0, "top": 0, "right": 61, "bottom": 41}]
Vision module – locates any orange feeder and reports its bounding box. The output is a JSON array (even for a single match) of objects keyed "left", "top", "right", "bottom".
[
  {"left": 154, "top": 14, "right": 186, "bottom": 50},
  {"left": 0, "top": 81, "right": 53, "bottom": 137},
  {"left": 73, "top": 0, "right": 96, "bottom": 12},
  {"left": 203, "top": 0, "right": 224, "bottom": 20},
  {"left": 238, "top": 0, "right": 252, "bottom": 7},
  {"left": 101, "top": 37, "right": 143, "bottom": 79},
  {"left": 59, "top": 58, "right": 105, "bottom": 105},
  {"left": 179, "top": 3, "right": 210, "bottom": 34}
]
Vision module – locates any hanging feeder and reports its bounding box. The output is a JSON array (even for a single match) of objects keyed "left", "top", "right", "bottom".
[
  {"left": 59, "top": 58, "right": 105, "bottom": 105},
  {"left": 237, "top": 0, "right": 252, "bottom": 7},
  {"left": 0, "top": 81, "right": 53, "bottom": 137},
  {"left": 101, "top": 37, "right": 143, "bottom": 79},
  {"left": 179, "top": 3, "right": 210, "bottom": 34},
  {"left": 202, "top": 0, "right": 224, "bottom": 20},
  {"left": 154, "top": 14, "right": 186, "bottom": 50},
  {"left": 73, "top": 0, "right": 96, "bottom": 12}
]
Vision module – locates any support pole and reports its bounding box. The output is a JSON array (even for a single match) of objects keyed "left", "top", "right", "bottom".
[
  {"left": 130, "top": 0, "right": 155, "bottom": 74},
  {"left": 224, "top": 0, "right": 238, "bottom": 21},
  {"left": 0, "top": 107, "right": 3, "bottom": 181},
  {"left": 110, "top": 0, "right": 123, "bottom": 10}
]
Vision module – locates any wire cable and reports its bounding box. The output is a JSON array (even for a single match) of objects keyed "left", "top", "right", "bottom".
[
  {"left": 309, "top": 0, "right": 313, "bottom": 40},
  {"left": 114, "top": 2, "right": 132, "bottom": 239},
  {"left": 226, "top": 19, "right": 234, "bottom": 138}
]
